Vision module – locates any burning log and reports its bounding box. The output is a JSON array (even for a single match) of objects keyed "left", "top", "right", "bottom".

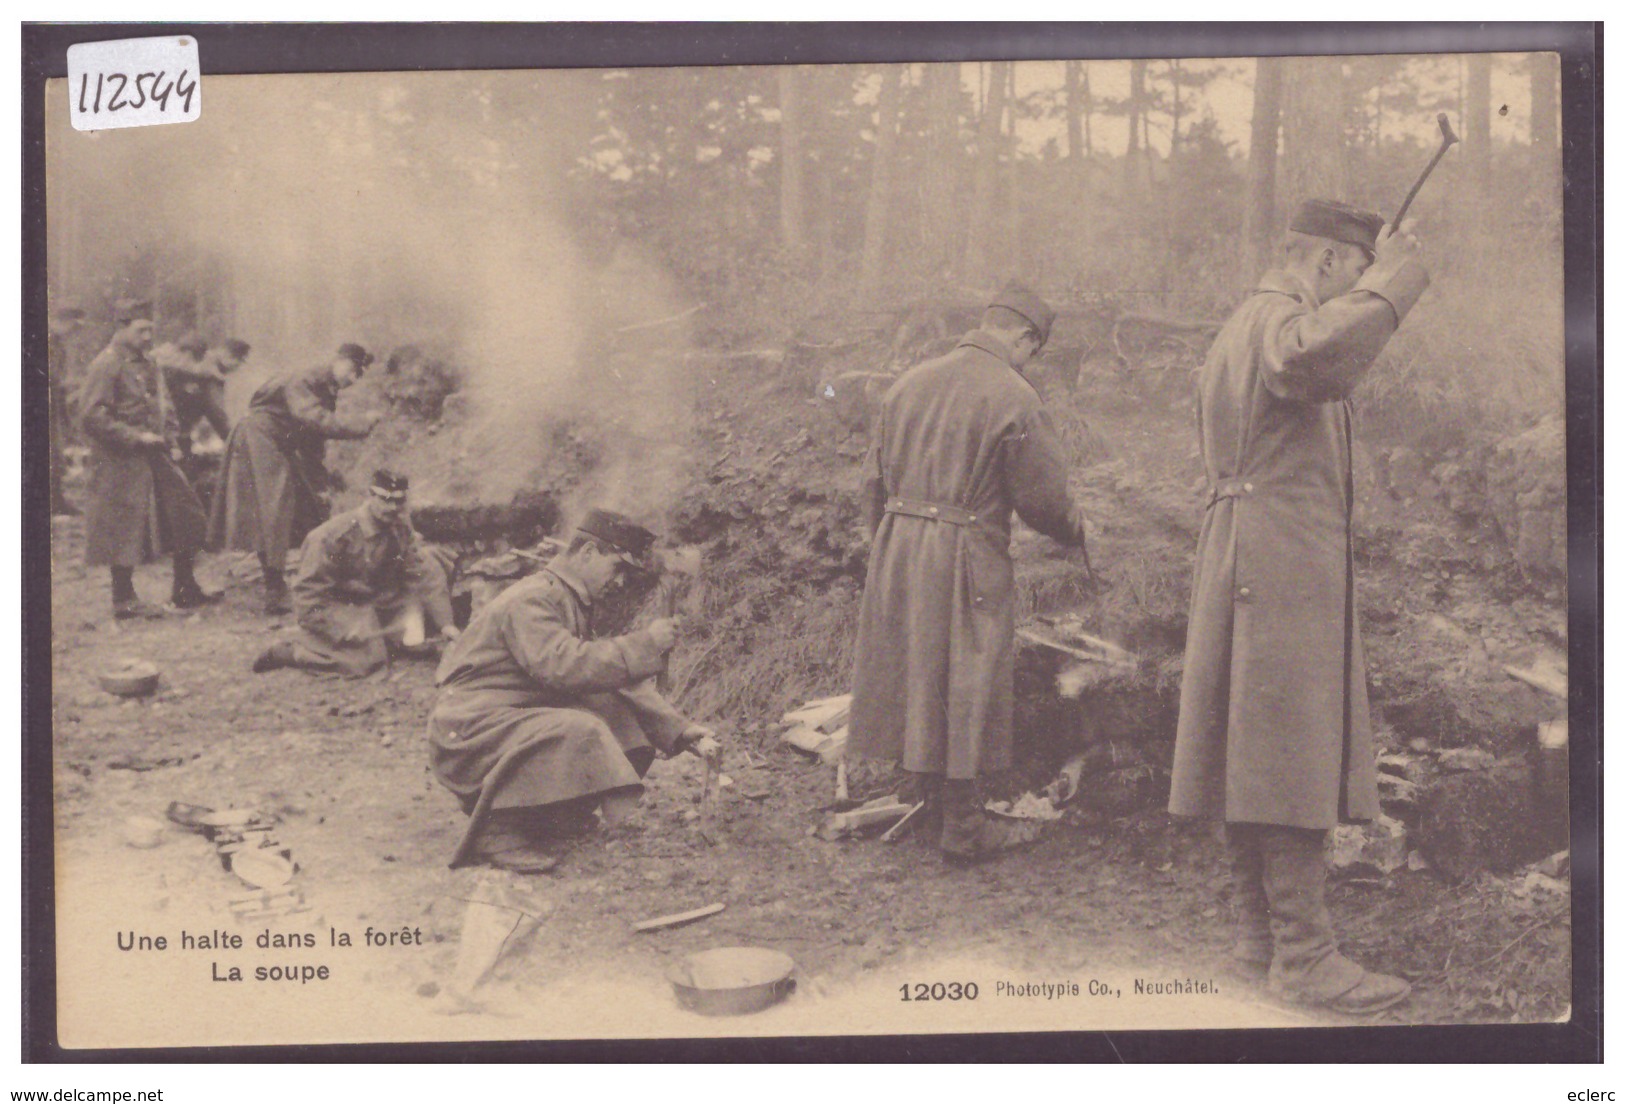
[{"left": 410, "top": 490, "right": 559, "bottom": 545}]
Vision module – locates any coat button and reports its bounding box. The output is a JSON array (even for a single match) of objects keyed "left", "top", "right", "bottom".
[
  {"left": 969, "top": 515, "right": 977, "bottom": 522},
  {"left": 1243, "top": 482, "right": 1254, "bottom": 493},
  {"left": 1238, "top": 587, "right": 1251, "bottom": 598},
  {"left": 928, "top": 506, "right": 939, "bottom": 515}
]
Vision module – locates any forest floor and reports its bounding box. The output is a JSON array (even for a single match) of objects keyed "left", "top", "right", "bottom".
[{"left": 46, "top": 329, "right": 1572, "bottom": 1049}]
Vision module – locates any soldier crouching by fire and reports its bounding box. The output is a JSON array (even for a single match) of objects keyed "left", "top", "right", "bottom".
[
  {"left": 252, "top": 469, "right": 457, "bottom": 677},
  {"left": 427, "top": 508, "right": 720, "bottom": 874}
]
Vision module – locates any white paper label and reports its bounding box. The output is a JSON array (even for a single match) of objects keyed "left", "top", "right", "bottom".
[{"left": 67, "top": 36, "right": 200, "bottom": 132}]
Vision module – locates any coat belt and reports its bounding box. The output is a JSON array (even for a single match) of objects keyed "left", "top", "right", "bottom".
[
  {"left": 885, "top": 497, "right": 979, "bottom": 527},
  {"left": 1205, "top": 478, "right": 1258, "bottom": 510}
]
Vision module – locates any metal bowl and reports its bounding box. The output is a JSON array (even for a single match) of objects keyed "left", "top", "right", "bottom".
[
  {"left": 666, "top": 947, "right": 796, "bottom": 1016},
  {"left": 98, "top": 659, "right": 161, "bottom": 698}
]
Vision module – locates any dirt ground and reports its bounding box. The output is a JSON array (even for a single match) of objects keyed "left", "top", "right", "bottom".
[{"left": 46, "top": 337, "right": 1572, "bottom": 1048}]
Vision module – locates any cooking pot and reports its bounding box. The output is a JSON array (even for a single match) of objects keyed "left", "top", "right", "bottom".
[{"left": 666, "top": 947, "right": 796, "bottom": 1016}]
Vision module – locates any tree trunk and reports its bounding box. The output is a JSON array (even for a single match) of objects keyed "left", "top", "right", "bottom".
[
  {"left": 778, "top": 67, "right": 807, "bottom": 254},
  {"left": 962, "top": 60, "right": 1010, "bottom": 284},
  {"left": 1001, "top": 63, "right": 1020, "bottom": 263},
  {"left": 1083, "top": 64, "right": 1093, "bottom": 157},
  {"left": 810, "top": 66, "right": 840, "bottom": 282},
  {"left": 1126, "top": 59, "right": 1145, "bottom": 186},
  {"left": 1168, "top": 59, "right": 1183, "bottom": 162},
  {"left": 1279, "top": 56, "right": 1348, "bottom": 213},
  {"left": 1528, "top": 52, "right": 1561, "bottom": 209},
  {"left": 1242, "top": 57, "right": 1284, "bottom": 288},
  {"left": 859, "top": 64, "right": 902, "bottom": 293},
  {"left": 1466, "top": 53, "right": 1494, "bottom": 210},
  {"left": 923, "top": 62, "right": 961, "bottom": 281},
  {"left": 1064, "top": 60, "right": 1084, "bottom": 164}
]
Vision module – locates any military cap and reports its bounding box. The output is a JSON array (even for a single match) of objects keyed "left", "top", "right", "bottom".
[
  {"left": 176, "top": 331, "right": 209, "bottom": 358},
  {"left": 1289, "top": 199, "right": 1386, "bottom": 256},
  {"left": 223, "top": 338, "right": 252, "bottom": 361},
  {"left": 577, "top": 507, "right": 657, "bottom": 568},
  {"left": 113, "top": 298, "right": 155, "bottom": 324},
  {"left": 988, "top": 281, "right": 1057, "bottom": 345},
  {"left": 53, "top": 298, "right": 86, "bottom": 321},
  {"left": 370, "top": 468, "right": 409, "bottom": 501},
  {"left": 337, "top": 342, "right": 375, "bottom": 371}
]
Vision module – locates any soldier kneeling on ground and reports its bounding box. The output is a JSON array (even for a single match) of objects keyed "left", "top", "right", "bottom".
[
  {"left": 427, "top": 508, "right": 720, "bottom": 875},
  {"left": 252, "top": 469, "right": 457, "bottom": 676}
]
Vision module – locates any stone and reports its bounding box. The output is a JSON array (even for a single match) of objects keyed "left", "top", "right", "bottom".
[
  {"left": 1377, "top": 771, "right": 1420, "bottom": 806},
  {"left": 1382, "top": 446, "right": 1434, "bottom": 502},
  {"left": 1485, "top": 415, "right": 1566, "bottom": 578},
  {"left": 1436, "top": 747, "right": 1499, "bottom": 773},
  {"left": 1415, "top": 762, "right": 1564, "bottom": 882},
  {"left": 1535, "top": 850, "right": 1570, "bottom": 878},
  {"left": 1430, "top": 458, "right": 1488, "bottom": 521},
  {"left": 1329, "top": 814, "right": 1408, "bottom": 875}
]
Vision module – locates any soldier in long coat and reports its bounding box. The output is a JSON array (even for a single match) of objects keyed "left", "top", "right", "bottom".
[
  {"left": 428, "top": 509, "right": 719, "bottom": 874},
  {"left": 76, "top": 298, "right": 219, "bottom": 619},
  {"left": 47, "top": 299, "right": 86, "bottom": 516},
  {"left": 208, "top": 343, "right": 376, "bottom": 613},
  {"left": 849, "top": 282, "right": 1092, "bottom": 861},
  {"left": 1169, "top": 200, "right": 1429, "bottom": 1014},
  {"left": 252, "top": 469, "right": 457, "bottom": 677}
]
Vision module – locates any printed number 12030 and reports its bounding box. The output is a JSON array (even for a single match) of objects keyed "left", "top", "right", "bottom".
[{"left": 899, "top": 982, "right": 979, "bottom": 1001}]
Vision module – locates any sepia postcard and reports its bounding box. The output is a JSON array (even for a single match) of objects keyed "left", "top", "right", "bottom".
[{"left": 25, "top": 23, "right": 1598, "bottom": 1059}]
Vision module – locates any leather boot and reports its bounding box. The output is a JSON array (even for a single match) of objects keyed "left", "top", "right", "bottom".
[
  {"left": 261, "top": 555, "right": 292, "bottom": 615},
  {"left": 252, "top": 641, "right": 296, "bottom": 673},
  {"left": 170, "top": 554, "right": 221, "bottom": 608},
  {"left": 1259, "top": 825, "right": 1411, "bottom": 1014},
  {"left": 264, "top": 577, "right": 291, "bottom": 615},
  {"left": 1224, "top": 824, "right": 1272, "bottom": 975},
  {"left": 892, "top": 772, "right": 943, "bottom": 841},
  {"left": 473, "top": 808, "right": 559, "bottom": 874},
  {"left": 939, "top": 779, "right": 1044, "bottom": 863},
  {"left": 111, "top": 567, "right": 165, "bottom": 620}
]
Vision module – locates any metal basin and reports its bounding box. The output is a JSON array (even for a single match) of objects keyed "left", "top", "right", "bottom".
[
  {"left": 666, "top": 947, "right": 796, "bottom": 1016},
  {"left": 98, "top": 659, "right": 160, "bottom": 697}
]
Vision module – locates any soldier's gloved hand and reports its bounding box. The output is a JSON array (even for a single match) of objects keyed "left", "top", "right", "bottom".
[
  {"left": 679, "top": 725, "right": 722, "bottom": 764},
  {"left": 1371, "top": 220, "right": 1422, "bottom": 272},
  {"left": 170, "top": 446, "right": 185, "bottom": 463},
  {"left": 647, "top": 617, "right": 682, "bottom": 653},
  {"left": 440, "top": 624, "right": 461, "bottom": 641}
]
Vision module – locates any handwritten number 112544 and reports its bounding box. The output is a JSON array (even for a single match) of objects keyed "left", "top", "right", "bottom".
[{"left": 77, "top": 70, "right": 197, "bottom": 117}]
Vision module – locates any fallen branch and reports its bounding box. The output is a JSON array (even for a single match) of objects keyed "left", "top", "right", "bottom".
[
  {"left": 880, "top": 801, "right": 928, "bottom": 843},
  {"left": 632, "top": 902, "right": 726, "bottom": 933},
  {"left": 1016, "top": 626, "right": 1137, "bottom": 668},
  {"left": 612, "top": 303, "right": 706, "bottom": 335},
  {"left": 1503, "top": 663, "right": 1568, "bottom": 700},
  {"left": 1485, "top": 915, "right": 1561, "bottom": 965}
]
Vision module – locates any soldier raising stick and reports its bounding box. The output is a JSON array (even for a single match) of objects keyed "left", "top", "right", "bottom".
[{"left": 1169, "top": 199, "right": 1428, "bottom": 1014}]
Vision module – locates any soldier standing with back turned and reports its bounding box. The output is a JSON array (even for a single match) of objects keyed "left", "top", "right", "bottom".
[{"left": 848, "top": 282, "right": 1094, "bottom": 863}]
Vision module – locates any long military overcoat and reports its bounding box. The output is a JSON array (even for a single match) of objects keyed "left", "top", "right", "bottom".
[
  {"left": 427, "top": 564, "right": 688, "bottom": 867},
  {"left": 1169, "top": 263, "right": 1428, "bottom": 829},
  {"left": 849, "top": 330, "right": 1084, "bottom": 779},
  {"left": 207, "top": 363, "right": 368, "bottom": 570},
  {"left": 76, "top": 340, "right": 208, "bottom": 567}
]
